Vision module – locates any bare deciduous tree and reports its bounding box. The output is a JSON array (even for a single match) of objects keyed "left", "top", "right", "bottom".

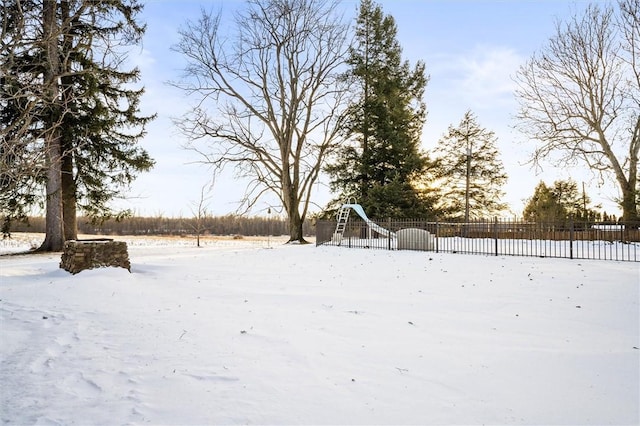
[
  {"left": 514, "top": 0, "right": 639, "bottom": 223},
  {"left": 188, "top": 183, "right": 213, "bottom": 247},
  {"left": 1, "top": 0, "right": 53, "bottom": 237},
  {"left": 172, "top": 0, "right": 349, "bottom": 243}
]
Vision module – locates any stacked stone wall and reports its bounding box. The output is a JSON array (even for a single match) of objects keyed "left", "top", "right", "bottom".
[{"left": 60, "top": 239, "right": 131, "bottom": 274}]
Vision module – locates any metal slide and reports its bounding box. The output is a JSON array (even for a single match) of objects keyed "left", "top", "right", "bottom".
[{"left": 336, "top": 203, "right": 396, "bottom": 238}]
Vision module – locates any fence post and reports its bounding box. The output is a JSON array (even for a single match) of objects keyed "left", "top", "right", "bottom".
[
  {"left": 494, "top": 217, "right": 499, "bottom": 256},
  {"left": 569, "top": 218, "right": 574, "bottom": 259},
  {"left": 388, "top": 218, "right": 392, "bottom": 250},
  {"left": 435, "top": 218, "right": 439, "bottom": 253}
]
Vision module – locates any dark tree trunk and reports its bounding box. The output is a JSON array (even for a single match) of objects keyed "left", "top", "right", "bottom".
[
  {"left": 40, "top": 136, "right": 64, "bottom": 251},
  {"left": 60, "top": 1, "right": 77, "bottom": 242},
  {"left": 286, "top": 208, "right": 307, "bottom": 243},
  {"left": 39, "top": 0, "right": 64, "bottom": 252},
  {"left": 620, "top": 184, "right": 639, "bottom": 225},
  {"left": 62, "top": 146, "right": 77, "bottom": 241},
  {"left": 282, "top": 173, "right": 308, "bottom": 244}
]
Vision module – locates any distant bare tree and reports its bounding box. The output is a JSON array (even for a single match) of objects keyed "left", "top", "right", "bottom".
[
  {"left": 172, "top": 0, "right": 349, "bottom": 243},
  {"left": 514, "top": 0, "right": 639, "bottom": 223},
  {"left": 188, "top": 183, "right": 213, "bottom": 247}
]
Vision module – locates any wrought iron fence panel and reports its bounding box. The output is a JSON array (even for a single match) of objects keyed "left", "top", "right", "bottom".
[{"left": 316, "top": 218, "right": 639, "bottom": 262}]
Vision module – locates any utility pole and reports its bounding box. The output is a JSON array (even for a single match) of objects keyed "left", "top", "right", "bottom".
[
  {"left": 582, "top": 181, "right": 587, "bottom": 222},
  {"left": 464, "top": 123, "right": 471, "bottom": 225},
  {"left": 267, "top": 207, "right": 271, "bottom": 248}
]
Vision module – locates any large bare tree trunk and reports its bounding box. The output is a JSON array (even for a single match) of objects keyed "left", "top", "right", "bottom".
[
  {"left": 39, "top": 0, "right": 64, "bottom": 251},
  {"left": 287, "top": 208, "right": 305, "bottom": 243},
  {"left": 282, "top": 174, "right": 306, "bottom": 243}
]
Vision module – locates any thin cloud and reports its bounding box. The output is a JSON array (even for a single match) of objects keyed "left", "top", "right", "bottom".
[{"left": 430, "top": 45, "right": 525, "bottom": 109}]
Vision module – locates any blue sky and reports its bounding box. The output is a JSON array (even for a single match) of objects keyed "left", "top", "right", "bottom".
[{"left": 118, "top": 0, "right": 620, "bottom": 218}]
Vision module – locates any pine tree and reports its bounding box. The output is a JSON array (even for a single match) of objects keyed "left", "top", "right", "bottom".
[
  {"left": 523, "top": 179, "right": 601, "bottom": 223},
  {"left": 1, "top": 0, "right": 154, "bottom": 248},
  {"left": 58, "top": 0, "right": 155, "bottom": 240},
  {"left": 325, "top": 0, "right": 434, "bottom": 219},
  {"left": 433, "top": 110, "right": 508, "bottom": 220},
  {"left": 523, "top": 181, "right": 565, "bottom": 223}
]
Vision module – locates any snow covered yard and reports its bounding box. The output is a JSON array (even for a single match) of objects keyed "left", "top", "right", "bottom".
[{"left": 1, "top": 235, "right": 638, "bottom": 425}]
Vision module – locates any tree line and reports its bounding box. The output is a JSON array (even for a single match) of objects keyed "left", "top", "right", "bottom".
[
  {"left": 524, "top": 179, "right": 620, "bottom": 224},
  {"left": 2, "top": 0, "right": 638, "bottom": 250},
  {"left": 8, "top": 214, "right": 315, "bottom": 237}
]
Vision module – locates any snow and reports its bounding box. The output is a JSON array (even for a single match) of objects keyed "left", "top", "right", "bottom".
[{"left": 1, "top": 234, "right": 638, "bottom": 425}]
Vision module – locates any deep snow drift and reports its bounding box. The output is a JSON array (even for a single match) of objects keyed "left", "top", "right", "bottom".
[{"left": 1, "top": 235, "right": 638, "bottom": 425}]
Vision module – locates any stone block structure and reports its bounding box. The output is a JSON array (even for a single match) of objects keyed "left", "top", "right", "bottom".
[{"left": 60, "top": 239, "right": 131, "bottom": 274}]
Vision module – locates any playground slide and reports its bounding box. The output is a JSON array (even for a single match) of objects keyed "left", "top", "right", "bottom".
[{"left": 342, "top": 203, "right": 396, "bottom": 238}]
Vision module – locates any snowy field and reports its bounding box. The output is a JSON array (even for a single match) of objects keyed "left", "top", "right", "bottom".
[{"left": 1, "top": 233, "right": 638, "bottom": 425}]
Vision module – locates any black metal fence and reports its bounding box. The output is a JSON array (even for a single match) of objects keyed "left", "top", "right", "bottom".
[{"left": 316, "top": 218, "right": 640, "bottom": 262}]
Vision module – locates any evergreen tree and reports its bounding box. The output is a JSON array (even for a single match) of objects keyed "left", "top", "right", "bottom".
[
  {"left": 325, "top": 0, "right": 434, "bottom": 219},
  {"left": 1, "top": 0, "right": 154, "bottom": 249},
  {"left": 524, "top": 179, "right": 601, "bottom": 223},
  {"left": 58, "top": 0, "right": 155, "bottom": 240},
  {"left": 433, "top": 110, "right": 508, "bottom": 220},
  {"left": 523, "top": 181, "right": 565, "bottom": 223}
]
